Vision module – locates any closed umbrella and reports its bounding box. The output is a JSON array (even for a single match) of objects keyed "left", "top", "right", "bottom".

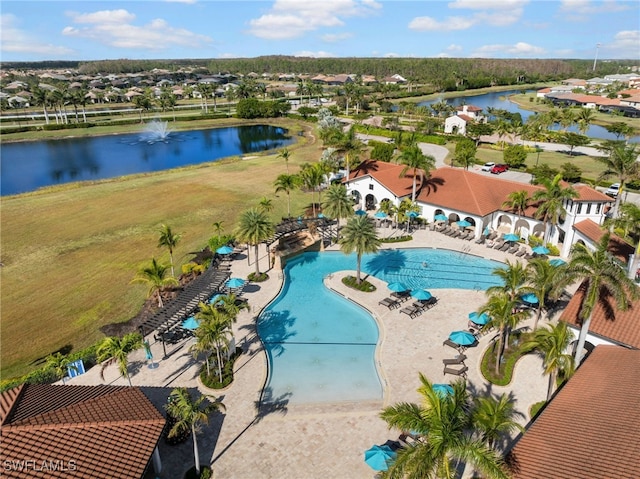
[
  {"left": 448, "top": 330, "right": 477, "bottom": 346},
  {"left": 225, "top": 277, "right": 245, "bottom": 289},
  {"left": 387, "top": 282, "right": 408, "bottom": 293},
  {"left": 432, "top": 384, "right": 454, "bottom": 397},
  {"left": 216, "top": 245, "right": 234, "bottom": 255},
  {"left": 411, "top": 289, "right": 433, "bottom": 301},
  {"left": 468, "top": 311, "right": 490, "bottom": 325},
  {"left": 364, "top": 445, "right": 396, "bottom": 471},
  {"left": 434, "top": 214, "right": 448, "bottom": 222},
  {"left": 532, "top": 246, "right": 550, "bottom": 255}
]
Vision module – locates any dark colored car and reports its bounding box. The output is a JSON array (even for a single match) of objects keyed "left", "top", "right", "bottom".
[{"left": 491, "top": 164, "right": 508, "bottom": 174}]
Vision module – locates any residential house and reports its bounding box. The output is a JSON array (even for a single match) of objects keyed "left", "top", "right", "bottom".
[{"left": 443, "top": 105, "right": 485, "bottom": 135}]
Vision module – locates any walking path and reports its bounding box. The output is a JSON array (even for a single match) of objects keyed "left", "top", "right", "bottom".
[{"left": 67, "top": 228, "right": 549, "bottom": 479}]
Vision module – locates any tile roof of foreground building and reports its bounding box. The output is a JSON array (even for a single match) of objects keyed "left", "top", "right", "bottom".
[
  {"left": 560, "top": 280, "right": 640, "bottom": 349},
  {"left": 573, "top": 219, "right": 635, "bottom": 264},
  {"left": 347, "top": 161, "right": 610, "bottom": 218},
  {"left": 507, "top": 346, "right": 640, "bottom": 479},
  {"left": 0, "top": 384, "right": 166, "bottom": 478}
]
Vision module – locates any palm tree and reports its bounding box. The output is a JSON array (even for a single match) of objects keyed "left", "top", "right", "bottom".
[
  {"left": 612, "top": 202, "right": 640, "bottom": 243},
  {"left": 258, "top": 196, "right": 273, "bottom": 213},
  {"left": 576, "top": 108, "right": 595, "bottom": 135},
  {"left": 380, "top": 374, "right": 509, "bottom": 479},
  {"left": 524, "top": 258, "right": 566, "bottom": 331},
  {"left": 566, "top": 233, "right": 639, "bottom": 365},
  {"left": 532, "top": 173, "right": 578, "bottom": 244},
  {"left": 479, "top": 292, "right": 529, "bottom": 375},
  {"left": 192, "top": 303, "right": 233, "bottom": 381},
  {"left": 235, "top": 208, "right": 274, "bottom": 275},
  {"left": 488, "top": 261, "right": 528, "bottom": 302},
  {"left": 45, "top": 352, "right": 75, "bottom": 384},
  {"left": 165, "top": 387, "right": 225, "bottom": 476},
  {"left": 322, "top": 183, "right": 353, "bottom": 229},
  {"left": 299, "top": 163, "right": 326, "bottom": 217},
  {"left": 212, "top": 221, "right": 224, "bottom": 237},
  {"left": 595, "top": 142, "right": 639, "bottom": 218},
  {"left": 131, "top": 258, "right": 178, "bottom": 307},
  {"left": 502, "top": 190, "right": 530, "bottom": 225},
  {"left": 96, "top": 332, "right": 143, "bottom": 386},
  {"left": 397, "top": 145, "right": 436, "bottom": 202},
  {"left": 277, "top": 147, "right": 291, "bottom": 173},
  {"left": 158, "top": 224, "right": 182, "bottom": 277},
  {"left": 339, "top": 215, "right": 381, "bottom": 284},
  {"left": 521, "top": 321, "right": 575, "bottom": 400},
  {"left": 274, "top": 173, "right": 301, "bottom": 218},
  {"left": 472, "top": 394, "right": 524, "bottom": 449}
]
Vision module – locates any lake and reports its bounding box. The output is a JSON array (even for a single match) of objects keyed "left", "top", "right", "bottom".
[{"left": 0, "top": 124, "right": 294, "bottom": 196}]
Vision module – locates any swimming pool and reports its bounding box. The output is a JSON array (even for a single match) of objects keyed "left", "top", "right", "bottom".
[{"left": 257, "top": 248, "right": 504, "bottom": 405}]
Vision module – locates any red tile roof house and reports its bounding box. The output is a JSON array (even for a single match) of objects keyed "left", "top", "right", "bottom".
[
  {"left": 344, "top": 161, "right": 614, "bottom": 258},
  {"left": 0, "top": 384, "right": 166, "bottom": 478},
  {"left": 506, "top": 346, "right": 640, "bottom": 479},
  {"left": 444, "top": 105, "right": 486, "bottom": 134}
]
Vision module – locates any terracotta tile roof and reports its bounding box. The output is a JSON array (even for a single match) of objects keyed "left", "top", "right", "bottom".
[
  {"left": 508, "top": 346, "right": 640, "bottom": 479},
  {"left": 1, "top": 384, "right": 166, "bottom": 478},
  {"left": 347, "top": 162, "right": 610, "bottom": 218},
  {"left": 456, "top": 105, "right": 482, "bottom": 111},
  {"left": 560, "top": 280, "right": 640, "bottom": 348},
  {"left": 572, "top": 219, "right": 635, "bottom": 264},
  {"left": 456, "top": 114, "right": 474, "bottom": 122}
]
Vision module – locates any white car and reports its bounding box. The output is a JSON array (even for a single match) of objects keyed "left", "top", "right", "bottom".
[
  {"left": 481, "top": 162, "right": 495, "bottom": 172},
  {"left": 605, "top": 183, "right": 621, "bottom": 197}
]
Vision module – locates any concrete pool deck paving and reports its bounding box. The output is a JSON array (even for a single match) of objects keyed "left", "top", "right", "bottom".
[{"left": 66, "top": 227, "right": 549, "bottom": 479}]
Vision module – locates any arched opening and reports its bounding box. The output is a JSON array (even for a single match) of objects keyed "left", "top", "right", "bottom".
[
  {"left": 448, "top": 213, "right": 460, "bottom": 223},
  {"left": 350, "top": 190, "right": 361, "bottom": 207},
  {"left": 531, "top": 223, "right": 545, "bottom": 239},
  {"left": 365, "top": 194, "right": 377, "bottom": 211},
  {"left": 496, "top": 214, "right": 513, "bottom": 234}
]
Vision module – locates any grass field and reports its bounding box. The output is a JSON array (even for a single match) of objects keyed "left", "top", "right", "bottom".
[{"left": 0, "top": 117, "right": 321, "bottom": 379}]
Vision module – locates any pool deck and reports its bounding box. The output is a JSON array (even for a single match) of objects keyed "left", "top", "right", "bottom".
[{"left": 66, "top": 226, "right": 550, "bottom": 479}]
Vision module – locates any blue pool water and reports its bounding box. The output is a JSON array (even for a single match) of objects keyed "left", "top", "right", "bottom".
[{"left": 257, "top": 248, "right": 504, "bottom": 405}]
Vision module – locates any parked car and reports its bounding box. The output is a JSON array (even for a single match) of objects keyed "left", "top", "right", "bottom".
[
  {"left": 605, "top": 183, "right": 621, "bottom": 197},
  {"left": 490, "top": 164, "right": 509, "bottom": 174},
  {"left": 481, "top": 162, "right": 495, "bottom": 172}
]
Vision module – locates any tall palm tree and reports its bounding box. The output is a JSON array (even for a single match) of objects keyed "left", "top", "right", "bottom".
[
  {"left": 339, "top": 215, "right": 381, "bottom": 284},
  {"left": 45, "top": 352, "right": 75, "bottom": 384},
  {"left": 130, "top": 258, "right": 178, "bottom": 307},
  {"left": 192, "top": 303, "right": 233, "bottom": 381},
  {"left": 258, "top": 197, "right": 273, "bottom": 213},
  {"left": 212, "top": 221, "right": 224, "bottom": 237},
  {"left": 277, "top": 147, "right": 291, "bottom": 173},
  {"left": 595, "top": 142, "right": 639, "bottom": 218},
  {"left": 472, "top": 394, "right": 524, "bottom": 449},
  {"left": 488, "top": 261, "right": 528, "bottom": 302},
  {"left": 525, "top": 258, "right": 566, "bottom": 331},
  {"left": 299, "top": 163, "right": 326, "bottom": 217},
  {"left": 235, "top": 208, "right": 274, "bottom": 275},
  {"left": 576, "top": 108, "right": 595, "bottom": 135},
  {"left": 158, "top": 224, "right": 182, "bottom": 277},
  {"left": 521, "top": 321, "right": 575, "bottom": 400},
  {"left": 96, "top": 332, "right": 143, "bottom": 386},
  {"left": 397, "top": 145, "right": 436, "bottom": 202},
  {"left": 479, "top": 292, "right": 530, "bottom": 375},
  {"left": 165, "top": 387, "right": 225, "bottom": 476},
  {"left": 274, "top": 173, "right": 301, "bottom": 218},
  {"left": 502, "top": 190, "right": 530, "bottom": 226},
  {"left": 322, "top": 183, "right": 353, "bottom": 229},
  {"left": 380, "top": 374, "right": 509, "bottom": 479},
  {"left": 566, "top": 233, "right": 639, "bottom": 365},
  {"left": 532, "top": 173, "right": 578, "bottom": 244}
]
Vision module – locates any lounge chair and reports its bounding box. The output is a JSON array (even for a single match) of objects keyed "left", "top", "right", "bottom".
[
  {"left": 464, "top": 232, "right": 473, "bottom": 241},
  {"left": 424, "top": 296, "right": 438, "bottom": 309},
  {"left": 523, "top": 253, "right": 534, "bottom": 260},
  {"left": 499, "top": 242, "right": 511, "bottom": 251},
  {"left": 475, "top": 236, "right": 486, "bottom": 244},
  {"left": 487, "top": 232, "right": 498, "bottom": 240},
  {"left": 443, "top": 365, "right": 468, "bottom": 378},
  {"left": 400, "top": 306, "right": 420, "bottom": 318},
  {"left": 442, "top": 354, "right": 467, "bottom": 365},
  {"left": 515, "top": 248, "right": 526, "bottom": 257},
  {"left": 391, "top": 291, "right": 411, "bottom": 302},
  {"left": 443, "top": 339, "right": 462, "bottom": 351},
  {"left": 492, "top": 240, "right": 505, "bottom": 249},
  {"left": 507, "top": 245, "right": 520, "bottom": 254},
  {"left": 379, "top": 297, "right": 400, "bottom": 310}
]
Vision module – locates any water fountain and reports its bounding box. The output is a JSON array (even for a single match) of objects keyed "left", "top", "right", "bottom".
[{"left": 142, "top": 119, "right": 172, "bottom": 144}]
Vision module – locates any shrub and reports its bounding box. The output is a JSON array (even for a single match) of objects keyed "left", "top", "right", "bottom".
[
  {"left": 370, "top": 141, "right": 395, "bottom": 162},
  {"left": 342, "top": 275, "right": 376, "bottom": 292},
  {"left": 503, "top": 144, "right": 527, "bottom": 168},
  {"left": 480, "top": 332, "right": 532, "bottom": 386},
  {"left": 248, "top": 272, "right": 269, "bottom": 282},
  {"left": 530, "top": 400, "right": 547, "bottom": 419},
  {"left": 546, "top": 244, "right": 560, "bottom": 256},
  {"left": 199, "top": 347, "right": 241, "bottom": 389},
  {"left": 380, "top": 235, "right": 413, "bottom": 243}
]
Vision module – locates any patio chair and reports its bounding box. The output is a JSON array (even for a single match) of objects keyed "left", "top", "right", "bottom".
[
  {"left": 400, "top": 306, "right": 420, "bottom": 318},
  {"left": 424, "top": 296, "right": 438, "bottom": 309},
  {"left": 379, "top": 297, "right": 400, "bottom": 310},
  {"left": 487, "top": 232, "right": 498, "bottom": 240},
  {"left": 391, "top": 291, "right": 411, "bottom": 302},
  {"left": 443, "top": 365, "right": 468, "bottom": 378},
  {"left": 507, "top": 244, "right": 520, "bottom": 254},
  {"left": 492, "top": 240, "right": 505, "bottom": 249},
  {"left": 515, "top": 248, "right": 526, "bottom": 257},
  {"left": 499, "top": 242, "right": 511, "bottom": 252},
  {"left": 464, "top": 232, "right": 474, "bottom": 241},
  {"left": 475, "top": 236, "right": 486, "bottom": 244},
  {"left": 442, "top": 354, "right": 467, "bottom": 365},
  {"left": 524, "top": 253, "right": 534, "bottom": 260},
  {"left": 443, "top": 339, "right": 462, "bottom": 351}
]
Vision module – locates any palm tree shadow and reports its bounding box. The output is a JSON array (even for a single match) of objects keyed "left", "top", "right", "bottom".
[
  {"left": 245, "top": 309, "right": 296, "bottom": 358},
  {"left": 364, "top": 249, "right": 407, "bottom": 277},
  {"left": 418, "top": 176, "right": 445, "bottom": 197},
  {"left": 255, "top": 387, "right": 292, "bottom": 421}
]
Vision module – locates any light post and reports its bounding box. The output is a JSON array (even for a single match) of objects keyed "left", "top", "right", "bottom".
[
  {"left": 593, "top": 43, "right": 601, "bottom": 72},
  {"left": 535, "top": 145, "right": 541, "bottom": 166}
]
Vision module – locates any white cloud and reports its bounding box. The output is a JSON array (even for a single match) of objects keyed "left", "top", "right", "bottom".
[
  {"left": 446, "top": 44, "right": 463, "bottom": 52},
  {"left": 558, "top": 0, "right": 633, "bottom": 21},
  {"left": 448, "top": 0, "right": 528, "bottom": 10},
  {"left": 247, "top": 0, "right": 381, "bottom": 40},
  {"left": 472, "top": 42, "right": 545, "bottom": 57},
  {"left": 410, "top": 0, "right": 524, "bottom": 32},
  {"left": 1, "top": 13, "right": 75, "bottom": 57},
  {"left": 294, "top": 50, "right": 336, "bottom": 57},
  {"left": 604, "top": 30, "right": 640, "bottom": 59},
  {"left": 409, "top": 15, "right": 475, "bottom": 31},
  {"left": 321, "top": 32, "right": 353, "bottom": 42},
  {"left": 62, "top": 9, "right": 212, "bottom": 50}
]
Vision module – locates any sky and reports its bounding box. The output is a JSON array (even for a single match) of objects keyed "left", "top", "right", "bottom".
[{"left": 1, "top": 0, "right": 639, "bottom": 62}]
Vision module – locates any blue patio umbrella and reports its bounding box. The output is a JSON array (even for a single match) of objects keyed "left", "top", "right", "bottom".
[
  {"left": 181, "top": 316, "right": 200, "bottom": 330},
  {"left": 143, "top": 341, "right": 153, "bottom": 360},
  {"left": 209, "top": 293, "right": 223, "bottom": 305},
  {"left": 532, "top": 246, "right": 550, "bottom": 255},
  {"left": 411, "top": 289, "right": 433, "bottom": 301},
  {"left": 468, "top": 311, "right": 490, "bottom": 325},
  {"left": 503, "top": 233, "right": 520, "bottom": 242},
  {"left": 521, "top": 293, "right": 539, "bottom": 305},
  {"left": 408, "top": 211, "right": 419, "bottom": 218},
  {"left": 364, "top": 445, "right": 396, "bottom": 471},
  {"left": 374, "top": 211, "right": 388, "bottom": 219},
  {"left": 216, "top": 245, "right": 234, "bottom": 255},
  {"left": 387, "top": 281, "right": 408, "bottom": 293},
  {"left": 434, "top": 214, "right": 448, "bottom": 222},
  {"left": 457, "top": 219, "right": 472, "bottom": 228},
  {"left": 355, "top": 209, "right": 367, "bottom": 216},
  {"left": 432, "top": 384, "right": 454, "bottom": 397},
  {"left": 225, "top": 277, "right": 245, "bottom": 289},
  {"left": 448, "top": 330, "right": 477, "bottom": 346},
  {"left": 549, "top": 258, "right": 567, "bottom": 267},
  {"left": 317, "top": 213, "right": 325, "bottom": 218}
]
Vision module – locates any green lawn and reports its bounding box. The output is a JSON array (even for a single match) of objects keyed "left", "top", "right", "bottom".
[{"left": 0, "top": 118, "right": 317, "bottom": 379}]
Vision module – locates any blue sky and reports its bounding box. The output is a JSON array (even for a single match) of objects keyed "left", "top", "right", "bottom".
[{"left": 1, "top": 0, "right": 638, "bottom": 62}]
